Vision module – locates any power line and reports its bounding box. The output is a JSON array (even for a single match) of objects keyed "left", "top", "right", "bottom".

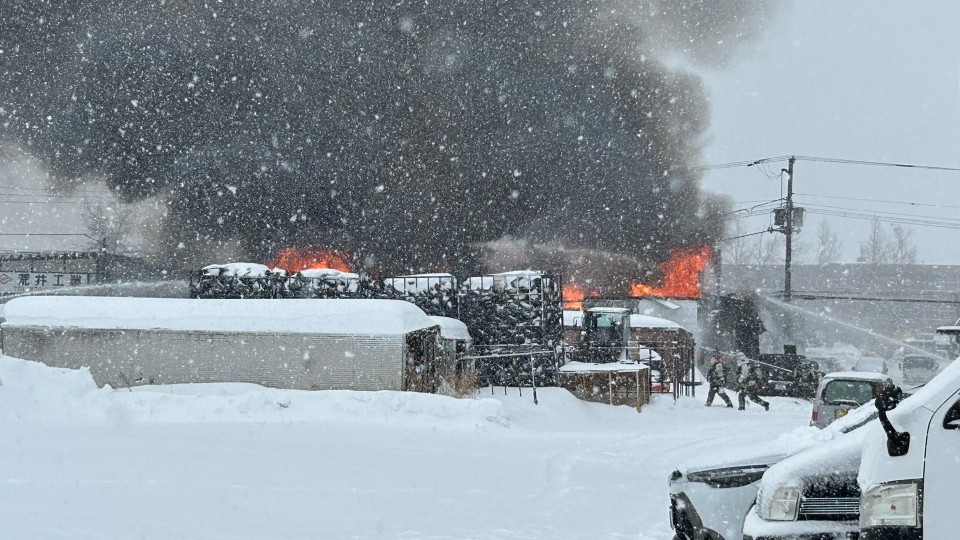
[
  {"left": 700, "top": 155, "right": 960, "bottom": 173},
  {"left": 796, "top": 192, "right": 960, "bottom": 211},
  {"left": 799, "top": 202, "right": 960, "bottom": 224},
  {"left": 720, "top": 230, "right": 773, "bottom": 242},
  {"left": 805, "top": 208, "right": 960, "bottom": 230},
  {"left": 794, "top": 155, "right": 960, "bottom": 172},
  {"left": 0, "top": 200, "right": 114, "bottom": 205},
  {"left": 0, "top": 184, "right": 109, "bottom": 193},
  {"left": 0, "top": 233, "right": 92, "bottom": 237},
  {"left": 719, "top": 198, "right": 784, "bottom": 219}
]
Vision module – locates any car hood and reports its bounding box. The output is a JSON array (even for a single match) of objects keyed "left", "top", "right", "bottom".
[
  {"left": 678, "top": 452, "right": 786, "bottom": 476},
  {"left": 675, "top": 403, "right": 876, "bottom": 479},
  {"left": 758, "top": 428, "right": 865, "bottom": 501}
]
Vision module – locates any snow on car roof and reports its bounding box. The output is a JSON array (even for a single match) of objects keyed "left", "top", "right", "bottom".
[
  {"left": 429, "top": 316, "right": 471, "bottom": 341},
  {"left": 2, "top": 296, "right": 438, "bottom": 336},
  {"left": 821, "top": 371, "right": 890, "bottom": 382}
]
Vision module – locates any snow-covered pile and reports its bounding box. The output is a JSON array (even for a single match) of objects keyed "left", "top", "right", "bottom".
[{"left": 201, "top": 262, "right": 272, "bottom": 277}]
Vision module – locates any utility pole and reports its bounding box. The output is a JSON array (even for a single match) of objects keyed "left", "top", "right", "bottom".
[{"left": 784, "top": 156, "right": 796, "bottom": 302}]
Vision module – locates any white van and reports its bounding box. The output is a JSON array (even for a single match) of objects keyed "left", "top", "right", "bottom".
[{"left": 857, "top": 357, "right": 960, "bottom": 539}]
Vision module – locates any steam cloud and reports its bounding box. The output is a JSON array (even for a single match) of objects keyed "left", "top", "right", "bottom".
[{"left": 0, "top": 1, "right": 772, "bottom": 274}]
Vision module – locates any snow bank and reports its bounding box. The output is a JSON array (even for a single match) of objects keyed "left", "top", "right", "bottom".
[
  {"left": 0, "top": 351, "right": 813, "bottom": 539},
  {"left": 0, "top": 354, "right": 508, "bottom": 429},
  {"left": 3, "top": 296, "right": 437, "bottom": 335}
]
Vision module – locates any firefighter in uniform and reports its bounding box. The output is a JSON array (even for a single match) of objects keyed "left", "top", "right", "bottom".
[
  {"left": 792, "top": 361, "right": 819, "bottom": 399},
  {"left": 705, "top": 357, "right": 734, "bottom": 407},
  {"left": 737, "top": 354, "right": 770, "bottom": 411}
]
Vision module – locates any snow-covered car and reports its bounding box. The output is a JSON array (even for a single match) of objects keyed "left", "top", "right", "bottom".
[
  {"left": 810, "top": 371, "right": 890, "bottom": 429},
  {"left": 742, "top": 428, "right": 864, "bottom": 540},
  {"left": 668, "top": 405, "right": 878, "bottom": 540}
]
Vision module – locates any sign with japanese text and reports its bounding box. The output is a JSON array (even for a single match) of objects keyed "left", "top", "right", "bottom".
[{"left": 0, "top": 272, "right": 98, "bottom": 296}]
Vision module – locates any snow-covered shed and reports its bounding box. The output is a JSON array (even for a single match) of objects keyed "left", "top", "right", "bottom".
[{"left": 1, "top": 296, "right": 442, "bottom": 392}]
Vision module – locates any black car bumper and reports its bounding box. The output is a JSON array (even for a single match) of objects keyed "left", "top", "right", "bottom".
[
  {"left": 859, "top": 527, "right": 922, "bottom": 540},
  {"left": 744, "top": 533, "right": 858, "bottom": 540}
]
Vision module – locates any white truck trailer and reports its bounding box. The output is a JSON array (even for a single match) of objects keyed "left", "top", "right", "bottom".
[{"left": 1, "top": 296, "right": 442, "bottom": 393}]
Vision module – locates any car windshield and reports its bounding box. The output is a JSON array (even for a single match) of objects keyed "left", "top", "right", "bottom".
[{"left": 823, "top": 380, "right": 876, "bottom": 405}]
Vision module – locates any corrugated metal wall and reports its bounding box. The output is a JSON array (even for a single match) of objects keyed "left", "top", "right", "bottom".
[{"left": 2, "top": 326, "right": 407, "bottom": 391}]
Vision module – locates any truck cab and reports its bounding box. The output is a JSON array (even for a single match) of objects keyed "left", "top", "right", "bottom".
[{"left": 857, "top": 356, "right": 960, "bottom": 539}]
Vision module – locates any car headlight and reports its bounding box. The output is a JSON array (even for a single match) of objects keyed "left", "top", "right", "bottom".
[
  {"left": 684, "top": 465, "right": 768, "bottom": 488},
  {"left": 759, "top": 486, "right": 800, "bottom": 521},
  {"left": 860, "top": 481, "right": 920, "bottom": 528}
]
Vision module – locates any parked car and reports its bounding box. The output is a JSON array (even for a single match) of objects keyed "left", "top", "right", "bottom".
[
  {"left": 742, "top": 429, "right": 864, "bottom": 540},
  {"left": 858, "top": 357, "right": 960, "bottom": 539},
  {"left": 669, "top": 404, "right": 878, "bottom": 540},
  {"left": 811, "top": 372, "right": 891, "bottom": 429},
  {"left": 898, "top": 354, "right": 940, "bottom": 385}
]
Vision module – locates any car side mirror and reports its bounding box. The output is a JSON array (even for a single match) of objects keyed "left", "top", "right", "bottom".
[
  {"left": 944, "top": 399, "right": 960, "bottom": 430},
  {"left": 875, "top": 384, "right": 910, "bottom": 456}
]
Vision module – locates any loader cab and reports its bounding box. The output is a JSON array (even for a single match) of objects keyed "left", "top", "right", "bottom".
[{"left": 579, "top": 307, "right": 630, "bottom": 363}]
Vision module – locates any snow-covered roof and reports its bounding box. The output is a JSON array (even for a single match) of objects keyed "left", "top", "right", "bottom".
[
  {"left": 586, "top": 307, "right": 631, "bottom": 314},
  {"left": 629, "top": 314, "right": 683, "bottom": 330},
  {"left": 429, "top": 316, "right": 471, "bottom": 341},
  {"left": 2, "top": 297, "right": 438, "bottom": 336},
  {"left": 202, "top": 262, "right": 271, "bottom": 277},
  {"left": 296, "top": 268, "right": 359, "bottom": 280},
  {"left": 936, "top": 325, "right": 960, "bottom": 334},
  {"left": 560, "top": 361, "right": 650, "bottom": 373},
  {"left": 821, "top": 371, "right": 890, "bottom": 382}
]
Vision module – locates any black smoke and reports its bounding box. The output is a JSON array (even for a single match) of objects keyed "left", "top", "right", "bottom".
[{"left": 0, "top": 0, "right": 771, "bottom": 273}]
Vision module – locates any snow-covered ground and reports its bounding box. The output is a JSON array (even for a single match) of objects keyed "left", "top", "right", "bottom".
[{"left": 0, "top": 354, "right": 814, "bottom": 539}]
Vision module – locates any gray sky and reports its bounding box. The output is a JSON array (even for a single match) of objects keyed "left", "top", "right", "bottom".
[{"left": 700, "top": 1, "right": 960, "bottom": 264}]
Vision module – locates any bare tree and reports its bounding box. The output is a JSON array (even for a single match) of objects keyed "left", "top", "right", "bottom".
[
  {"left": 722, "top": 220, "right": 756, "bottom": 266},
  {"left": 890, "top": 223, "right": 918, "bottom": 265},
  {"left": 83, "top": 202, "right": 133, "bottom": 253},
  {"left": 814, "top": 219, "right": 843, "bottom": 266},
  {"left": 755, "top": 233, "right": 783, "bottom": 265},
  {"left": 858, "top": 219, "right": 894, "bottom": 264}
]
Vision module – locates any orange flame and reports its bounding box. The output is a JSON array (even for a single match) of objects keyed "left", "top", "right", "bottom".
[
  {"left": 268, "top": 247, "right": 351, "bottom": 273},
  {"left": 563, "top": 283, "right": 586, "bottom": 310},
  {"left": 630, "top": 246, "right": 711, "bottom": 298}
]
